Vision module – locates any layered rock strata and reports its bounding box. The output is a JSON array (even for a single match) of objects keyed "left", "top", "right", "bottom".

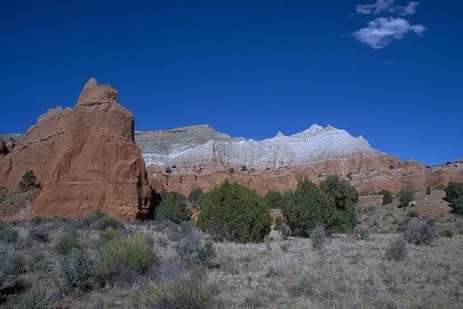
[
  {"left": 136, "top": 125, "right": 380, "bottom": 169},
  {"left": 136, "top": 125, "right": 463, "bottom": 195}
]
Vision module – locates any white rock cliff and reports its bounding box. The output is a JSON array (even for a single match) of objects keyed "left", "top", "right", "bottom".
[{"left": 135, "top": 124, "right": 382, "bottom": 169}]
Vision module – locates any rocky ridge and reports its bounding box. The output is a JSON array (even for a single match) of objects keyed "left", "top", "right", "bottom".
[{"left": 135, "top": 125, "right": 463, "bottom": 196}]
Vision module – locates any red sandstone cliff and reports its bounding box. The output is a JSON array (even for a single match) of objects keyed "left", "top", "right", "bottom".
[
  {"left": 0, "top": 79, "right": 152, "bottom": 220},
  {"left": 147, "top": 156, "right": 463, "bottom": 196}
]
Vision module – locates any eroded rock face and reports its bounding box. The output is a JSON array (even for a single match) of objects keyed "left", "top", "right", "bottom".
[
  {"left": 148, "top": 157, "right": 463, "bottom": 196},
  {"left": 0, "top": 79, "right": 152, "bottom": 220},
  {"left": 136, "top": 124, "right": 380, "bottom": 169},
  {"left": 138, "top": 125, "right": 463, "bottom": 195}
]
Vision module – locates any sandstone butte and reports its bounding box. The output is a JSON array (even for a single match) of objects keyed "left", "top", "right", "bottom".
[{"left": 0, "top": 79, "right": 152, "bottom": 220}]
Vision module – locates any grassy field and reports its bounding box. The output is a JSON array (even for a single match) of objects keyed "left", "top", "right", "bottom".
[{"left": 0, "top": 210, "right": 462, "bottom": 309}]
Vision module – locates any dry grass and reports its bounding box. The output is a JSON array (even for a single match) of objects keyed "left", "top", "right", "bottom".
[
  {"left": 0, "top": 207, "right": 462, "bottom": 308},
  {"left": 210, "top": 231, "right": 463, "bottom": 309}
]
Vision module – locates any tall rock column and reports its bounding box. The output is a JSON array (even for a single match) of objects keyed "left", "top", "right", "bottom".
[{"left": 0, "top": 78, "right": 152, "bottom": 220}]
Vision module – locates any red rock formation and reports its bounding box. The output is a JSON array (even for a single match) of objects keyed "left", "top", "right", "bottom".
[
  {"left": 0, "top": 79, "right": 152, "bottom": 220},
  {"left": 147, "top": 155, "right": 463, "bottom": 196}
]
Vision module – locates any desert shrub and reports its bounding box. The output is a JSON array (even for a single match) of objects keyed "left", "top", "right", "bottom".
[
  {"left": 197, "top": 180, "right": 271, "bottom": 243},
  {"left": 1, "top": 252, "right": 26, "bottom": 277},
  {"left": 386, "top": 235, "right": 407, "bottom": 261},
  {"left": 28, "top": 252, "right": 48, "bottom": 272},
  {"left": 279, "top": 223, "right": 291, "bottom": 240},
  {"left": 353, "top": 224, "right": 369, "bottom": 240},
  {"left": 169, "top": 221, "right": 195, "bottom": 241},
  {"left": 31, "top": 216, "right": 43, "bottom": 225},
  {"left": 130, "top": 269, "right": 219, "bottom": 309},
  {"left": 280, "top": 242, "right": 290, "bottom": 252},
  {"left": 155, "top": 191, "right": 191, "bottom": 224},
  {"left": 289, "top": 271, "right": 314, "bottom": 297},
  {"left": 444, "top": 182, "right": 463, "bottom": 214},
  {"left": 281, "top": 178, "right": 336, "bottom": 237},
  {"left": 21, "top": 283, "right": 49, "bottom": 309},
  {"left": 404, "top": 219, "right": 435, "bottom": 245},
  {"left": 244, "top": 293, "right": 263, "bottom": 308},
  {"left": 96, "top": 233, "right": 156, "bottom": 283},
  {"left": 382, "top": 190, "right": 393, "bottom": 205},
  {"left": 265, "top": 190, "right": 283, "bottom": 209},
  {"left": 426, "top": 186, "right": 432, "bottom": 195},
  {"left": 29, "top": 226, "right": 50, "bottom": 242},
  {"left": 398, "top": 190, "right": 414, "bottom": 208},
  {"left": 98, "top": 228, "right": 120, "bottom": 243},
  {"left": 78, "top": 212, "right": 122, "bottom": 231},
  {"left": 408, "top": 209, "right": 420, "bottom": 218},
  {"left": 359, "top": 204, "right": 376, "bottom": 214},
  {"left": 150, "top": 220, "right": 176, "bottom": 233},
  {"left": 55, "top": 234, "right": 80, "bottom": 255},
  {"left": 176, "top": 239, "right": 215, "bottom": 268},
  {"left": 310, "top": 224, "right": 326, "bottom": 250},
  {"left": 19, "top": 170, "right": 38, "bottom": 191},
  {"left": 455, "top": 222, "right": 463, "bottom": 235},
  {"left": 57, "top": 249, "right": 93, "bottom": 295},
  {"left": 173, "top": 223, "right": 216, "bottom": 268},
  {"left": 0, "top": 228, "right": 19, "bottom": 244},
  {"left": 93, "top": 215, "right": 122, "bottom": 231},
  {"left": 188, "top": 188, "right": 205, "bottom": 206},
  {"left": 264, "top": 234, "right": 272, "bottom": 252},
  {"left": 440, "top": 229, "right": 454, "bottom": 238}
]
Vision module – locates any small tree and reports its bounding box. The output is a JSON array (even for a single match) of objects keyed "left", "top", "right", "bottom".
[
  {"left": 188, "top": 188, "right": 205, "bottom": 207},
  {"left": 320, "top": 175, "right": 359, "bottom": 209},
  {"left": 382, "top": 190, "right": 393, "bottom": 205},
  {"left": 197, "top": 180, "right": 271, "bottom": 243},
  {"left": 444, "top": 182, "right": 463, "bottom": 214},
  {"left": 18, "top": 170, "right": 38, "bottom": 191},
  {"left": 398, "top": 190, "right": 414, "bottom": 208},
  {"left": 320, "top": 175, "right": 358, "bottom": 233},
  {"left": 154, "top": 191, "right": 191, "bottom": 224},
  {"left": 265, "top": 190, "right": 283, "bottom": 209},
  {"left": 281, "top": 178, "right": 336, "bottom": 237}
]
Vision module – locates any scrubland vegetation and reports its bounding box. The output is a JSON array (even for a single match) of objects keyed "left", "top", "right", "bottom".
[{"left": 0, "top": 178, "right": 463, "bottom": 308}]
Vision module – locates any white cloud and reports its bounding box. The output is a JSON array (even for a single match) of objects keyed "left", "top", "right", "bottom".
[
  {"left": 401, "top": 1, "right": 419, "bottom": 15},
  {"left": 353, "top": 17, "right": 426, "bottom": 49},
  {"left": 356, "top": 0, "right": 420, "bottom": 16},
  {"left": 356, "top": 0, "right": 394, "bottom": 14}
]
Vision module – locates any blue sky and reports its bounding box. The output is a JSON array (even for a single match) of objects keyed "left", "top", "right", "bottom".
[{"left": 0, "top": 0, "right": 462, "bottom": 165}]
